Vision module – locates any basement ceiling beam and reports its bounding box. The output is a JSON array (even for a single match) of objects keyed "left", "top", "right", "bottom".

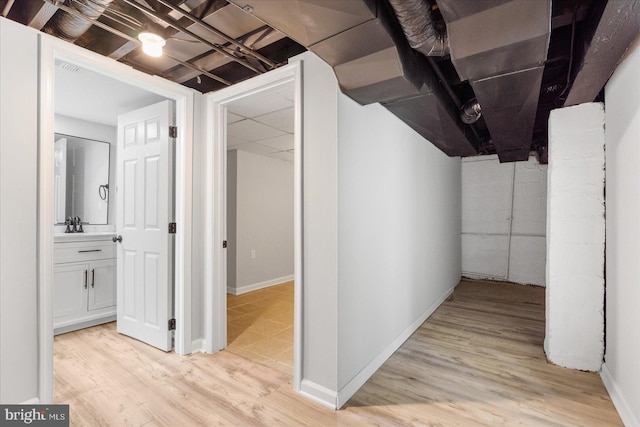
[
  {"left": 17, "top": 0, "right": 57, "bottom": 29},
  {"left": 564, "top": 0, "right": 640, "bottom": 106},
  {"left": 100, "top": 1, "right": 227, "bottom": 63},
  {"left": 1, "top": 0, "right": 16, "bottom": 18},
  {"left": 167, "top": 27, "right": 286, "bottom": 83}
]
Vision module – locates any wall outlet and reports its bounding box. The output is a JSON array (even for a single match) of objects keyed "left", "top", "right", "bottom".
[{"left": 251, "top": 250, "right": 256, "bottom": 259}]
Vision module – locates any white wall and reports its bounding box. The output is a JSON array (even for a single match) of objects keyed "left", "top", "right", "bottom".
[
  {"left": 337, "top": 96, "right": 461, "bottom": 403},
  {"left": 54, "top": 115, "right": 117, "bottom": 225},
  {"left": 546, "top": 102, "right": 605, "bottom": 372},
  {"left": 295, "top": 51, "right": 462, "bottom": 408},
  {"left": 462, "top": 155, "right": 547, "bottom": 286},
  {"left": 0, "top": 17, "right": 40, "bottom": 403},
  {"left": 602, "top": 35, "right": 640, "bottom": 426},
  {"left": 226, "top": 150, "right": 294, "bottom": 294},
  {"left": 296, "top": 52, "right": 340, "bottom": 405}
]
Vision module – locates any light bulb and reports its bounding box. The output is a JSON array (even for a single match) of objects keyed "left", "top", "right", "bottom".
[{"left": 138, "top": 32, "right": 166, "bottom": 57}]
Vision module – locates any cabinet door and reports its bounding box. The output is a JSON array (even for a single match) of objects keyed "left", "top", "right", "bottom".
[
  {"left": 88, "top": 259, "right": 116, "bottom": 311},
  {"left": 53, "top": 263, "right": 89, "bottom": 319}
]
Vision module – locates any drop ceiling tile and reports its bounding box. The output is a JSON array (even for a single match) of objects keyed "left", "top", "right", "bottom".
[
  {"left": 227, "top": 119, "right": 286, "bottom": 144},
  {"left": 227, "top": 112, "right": 244, "bottom": 124},
  {"left": 254, "top": 107, "right": 294, "bottom": 133},
  {"left": 268, "top": 151, "right": 295, "bottom": 162},
  {"left": 227, "top": 88, "right": 294, "bottom": 118},
  {"left": 232, "top": 142, "right": 280, "bottom": 156},
  {"left": 258, "top": 134, "right": 294, "bottom": 151}
]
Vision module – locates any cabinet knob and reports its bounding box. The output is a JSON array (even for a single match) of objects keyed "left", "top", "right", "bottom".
[{"left": 112, "top": 235, "right": 123, "bottom": 243}]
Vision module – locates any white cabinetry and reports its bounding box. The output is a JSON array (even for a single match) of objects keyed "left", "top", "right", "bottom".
[{"left": 53, "top": 237, "right": 117, "bottom": 334}]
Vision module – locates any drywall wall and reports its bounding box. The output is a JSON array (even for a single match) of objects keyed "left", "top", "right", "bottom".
[
  {"left": 0, "top": 17, "right": 39, "bottom": 403},
  {"left": 546, "top": 102, "right": 605, "bottom": 372},
  {"left": 337, "top": 95, "right": 462, "bottom": 401},
  {"left": 294, "top": 50, "right": 462, "bottom": 408},
  {"left": 54, "top": 114, "right": 117, "bottom": 225},
  {"left": 462, "top": 155, "right": 547, "bottom": 286},
  {"left": 226, "top": 150, "right": 294, "bottom": 294},
  {"left": 227, "top": 150, "right": 238, "bottom": 293},
  {"left": 294, "top": 52, "right": 340, "bottom": 405},
  {"left": 602, "top": 35, "right": 640, "bottom": 426}
]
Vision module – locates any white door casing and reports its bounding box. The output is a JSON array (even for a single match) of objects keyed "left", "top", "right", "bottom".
[
  {"left": 204, "top": 61, "right": 303, "bottom": 390},
  {"left": 39, "top": 36, "right": 194, "bottom": 404},
  {"left": 116, "top": 100, "right": 175, "bottom": 351}
]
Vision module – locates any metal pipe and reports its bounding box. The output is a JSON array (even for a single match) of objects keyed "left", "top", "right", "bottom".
[
  {"left": 427, "top": 57, "right": 460, "bottom": 108},
  {"left": 41, "top": 0, "right": 232, "bottom": 86},
  {"left": 119, "top": 0, "right": 263, "bottom": 75},
  {"left": 460, "top": 98, "right": 482, "bottom": 124},
  {"left": 154, "top": 0, "right": 277, "bottom": 69}
]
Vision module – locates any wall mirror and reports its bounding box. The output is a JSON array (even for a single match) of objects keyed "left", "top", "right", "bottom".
[{"left": 54, "top": 133, "right": 110, "bottom": 225}]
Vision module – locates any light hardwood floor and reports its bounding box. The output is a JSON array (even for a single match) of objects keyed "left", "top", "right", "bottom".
[{"left": 54, "top": 279, "right": 622, "bottom": 426}]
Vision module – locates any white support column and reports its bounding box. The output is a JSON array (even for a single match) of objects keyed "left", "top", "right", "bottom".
[{"left": 545, "top": 102, "right": 605, "bottom": 371}]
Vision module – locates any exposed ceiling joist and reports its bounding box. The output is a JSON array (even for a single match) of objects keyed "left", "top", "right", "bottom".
[
  {"left": 564, "top": 0, "right": 640, "bottom": 106},
  {"left": 21, "top": 0, "right": 57, "bottom": 29},
  {"left": 119, "top": 0, "right": 263, "bottom": 75}
]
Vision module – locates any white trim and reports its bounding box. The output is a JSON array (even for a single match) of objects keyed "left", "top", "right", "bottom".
[
  {"left": 54, "top": 314, "right": 116, "bottom": 335},
  {"left": 21, "top": 398, "right": 41, "bottom": 405},
  {"left": 336, "top": 284, "right": 456, "bottom": 409},
  {"left": 37, "top": 34, "right": 195, "bottom": 403},
  {"left": 191, "top": 338, "right": 205, "bottom": 353},
  {"left": 204, "top": 62, "right": 303, "bottom": 394},
  {"left": 299, "top": 380, "right": 338, "bottom": 410},
  {"left": 600, "top": 363, "right": 639, "bottom": 426},
  {"left": 227, "top": 275, "right": 294, "bottom": 295}
]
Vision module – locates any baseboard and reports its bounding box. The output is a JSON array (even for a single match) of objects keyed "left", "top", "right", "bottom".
[
  {"left": 191, "top": 338, "right": 204, "bottom": 353},
  {"left": 336, "top": 284, "right": 456, "bottom": 409},
  {"left": 227, "top": 274, "right": 294, "bottom": 296},
  {"left": 54, "top": 314, "right": 116, "bottom": 335},
  {"left": 299, "top": 379, "right": 337, "bottom": 410},
  {"left": 21, "top": 397, "right": 40, "bottom": 404},
  {"left": 600, "top": 363, "right": 640, "bottom": 426}
]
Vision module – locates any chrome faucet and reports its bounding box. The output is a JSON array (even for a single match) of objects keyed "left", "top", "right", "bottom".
[{"left": 65, "top": 216, "right": 84, "bottom": 233}]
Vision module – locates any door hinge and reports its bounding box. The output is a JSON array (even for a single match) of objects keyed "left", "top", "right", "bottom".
[
  {"left": 169, "top": 222, "right": 177, "bottom": 234},
  {"left": 168, "top": 318, "right": 176, "bottom": 330},
  {"left": 222, "top": 240, "right": 227, "bottom": 248},
  {"left": 169, "top": 126, "right": 178, "bottom": 138}
]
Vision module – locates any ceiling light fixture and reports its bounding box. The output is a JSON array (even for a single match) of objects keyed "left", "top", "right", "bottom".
[{"left": 138, "top": 31, "right": 166, "bottom": 57}]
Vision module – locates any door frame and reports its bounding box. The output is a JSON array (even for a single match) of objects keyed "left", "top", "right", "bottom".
[
  {"left": 204, "top": 61, "right": 303, "bottom": 390},
  {"left": 37, "top": 35, "right": 195, "bottom": 403}
]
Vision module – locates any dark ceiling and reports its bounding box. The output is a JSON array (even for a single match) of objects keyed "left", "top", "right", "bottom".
[{"left": 2, "top": 0, "right": 638, "bottom": 163}]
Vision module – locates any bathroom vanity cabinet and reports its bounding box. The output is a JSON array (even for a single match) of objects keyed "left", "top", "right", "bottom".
[{"left": 53, "top": 235, "right": 116, "bottom": 334}]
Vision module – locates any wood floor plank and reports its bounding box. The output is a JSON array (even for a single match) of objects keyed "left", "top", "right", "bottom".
[{"left": 55, "top": 279, "right": 622, "bottom": 426}]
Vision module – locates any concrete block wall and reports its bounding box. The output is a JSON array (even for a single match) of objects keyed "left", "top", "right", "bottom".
[
  {"left": 462, "top": 155, "right": 547, "bottom": 286},
  {"left": 545, "top": 102, "right": 605, "bottom": 371}
]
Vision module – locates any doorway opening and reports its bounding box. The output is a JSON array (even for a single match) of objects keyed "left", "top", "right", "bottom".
[
  {"left": 38, "top": 37, "right": 194, "bottom": 404},
  {"left": 205, "top": 62, "right": 302, "bottom": 390},
  {"left": 224, "top": 82, "right": 296, "bottom": 375}
]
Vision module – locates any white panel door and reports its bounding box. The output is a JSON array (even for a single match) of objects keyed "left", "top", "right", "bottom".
[{"left": 116, "top": 100, "right": 174, "bottom": 351}]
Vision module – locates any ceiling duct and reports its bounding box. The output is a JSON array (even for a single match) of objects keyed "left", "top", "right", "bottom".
[
  {"left": 228, "top": 0, "right": 477, "bottom": 156},
  {"left": 387, "top": 0, "right": 449, "bottom": 57},
  {"left": 43, "top": 0, "right": 113, "bottom": 42},
  {"left": 437, "top": 0, "right": 551, "bottom": 162}
]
